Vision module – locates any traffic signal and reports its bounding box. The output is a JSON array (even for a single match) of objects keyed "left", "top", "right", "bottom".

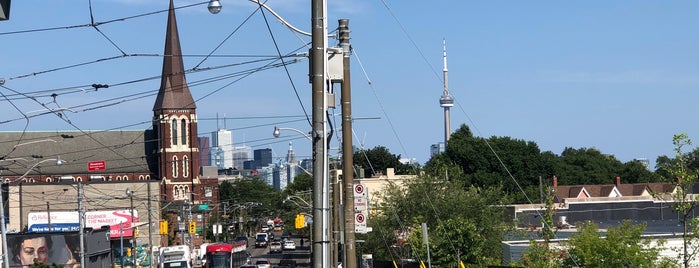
[
  {"left": 159, "top": 220, "right": 169, "bottom": 235},
  {"left": 126, "top": 248, "right": 132, "bottom": 257},
  {"left": 134, "top": 228, "right": 139, "bottom": 238},
  {"left": 189, "top": 221, "right": 196, "bottom": 234},
  {"left": 295, "top": 214, "right": 305, "bottom": 229}
]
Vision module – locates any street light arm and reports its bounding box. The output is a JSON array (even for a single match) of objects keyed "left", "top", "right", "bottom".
[
  {"left": 274, "top": 125, "right": 312, "bottom": 141},
  {"left": 248, "top": 0, "right": 312, "bottom": 37},
  {"left": 208, "top": 0, "right": 312, "bottom": 36},
  {"left": 18, "top": 158, "right": 63, "bottom": 180}
]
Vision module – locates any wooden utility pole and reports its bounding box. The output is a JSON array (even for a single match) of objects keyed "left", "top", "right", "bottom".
[{"left": 339, "top": 19, "right": 357, "bottom": 268}]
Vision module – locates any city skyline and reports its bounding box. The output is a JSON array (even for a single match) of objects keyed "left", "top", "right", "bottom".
[{"left": 2, "top": 1, "right": 699, "bottom": 171}]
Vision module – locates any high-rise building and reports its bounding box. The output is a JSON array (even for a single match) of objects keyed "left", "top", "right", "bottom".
[
  {"left": 254, "top": 148, "right": 273, "bottom": 168},
  {"left": 198, "top": 136, "right": 210, "bottom": 167},
  {"left": 233, "top": 145, "right": 252, "bottom": 170},
  {"left": 286, "top": 142, "right": 297, "bottom": 164},
  {"left": 430, "top": 142, "right": 445, "bottom": 157},
  {"left": 439, "top": 39, "right": 454, "bottom": 146},
  {"left": 211, "top": 129, "right": 233, "bottom": 169}
]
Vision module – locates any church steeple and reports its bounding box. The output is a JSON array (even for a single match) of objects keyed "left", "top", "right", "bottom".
[
  {"left": 153, "top": 0, "right": 196, "bottom": 111},
  {"left": 153, "top": 0, "right": 200, "bottom": 203}
]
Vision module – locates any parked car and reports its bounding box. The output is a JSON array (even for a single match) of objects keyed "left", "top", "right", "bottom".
[
  {"left": 240, "top": 264, "right": 258, "bottom": 268},
  {"left": 255, "top": 259, "right": 272, "bottom": 268},
  {"left": 270, "top": 241, "right": 283, "bottom": 253},
  {"left": 283, "top": 240, "right": 296, "bottom": 250}
]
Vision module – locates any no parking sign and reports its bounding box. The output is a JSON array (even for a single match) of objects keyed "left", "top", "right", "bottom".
[{"left": 354, "top": 183, "right": 366, "bottom": 198}]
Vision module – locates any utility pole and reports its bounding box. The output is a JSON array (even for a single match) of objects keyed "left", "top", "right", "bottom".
[
  {"left": 0, "top": 184, "right": 9, "bottom": 268},
  {"left": 339, "top": 19, "right": 357, "bottom": 268},
  {"left": 78, "top": 182, "right": 85, "bottom": 268},
  {"left": 47, "top": 202, "right": 52, "bottom": 231},
  {"left": 311, "top": 0, "right": 329, "bottom": 267},
  {"left": 147, "top": 180, "right": 154, "bottom": 268}
]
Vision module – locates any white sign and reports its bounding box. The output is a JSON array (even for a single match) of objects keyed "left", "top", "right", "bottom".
[
  {"left": 28, "top": 209, "right": 138, "bottom": 238},
  {"left": 353, "top": 183, "right": 366, "bottom": 198},
  {"left": 354, "top": 197, "right": 367, "bottom": 211},
  {"left": 354, "top": 212, "right": 367, "bottom": 232}
]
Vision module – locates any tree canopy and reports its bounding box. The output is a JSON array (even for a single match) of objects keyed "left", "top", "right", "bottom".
[{"left": 424, "top": 124, "right": 661, "bottom": 203}]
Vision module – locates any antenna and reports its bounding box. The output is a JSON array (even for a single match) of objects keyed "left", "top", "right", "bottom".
[{"left": 439, "top": 38, "right": 454, "bottom": 145}]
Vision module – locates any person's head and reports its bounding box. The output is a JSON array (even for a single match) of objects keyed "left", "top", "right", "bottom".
[{"left": 12, "top": 235, "right": 52, "bottom": 265}]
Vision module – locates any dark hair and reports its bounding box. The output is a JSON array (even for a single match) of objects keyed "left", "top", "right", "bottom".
[{"left": 10, "top": 235, "right": 53, "bottom": 264}]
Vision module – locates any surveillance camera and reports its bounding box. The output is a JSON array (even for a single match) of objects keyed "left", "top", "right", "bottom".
[{"left": 0, "top": 78, "right": 5, "bottom": 86}]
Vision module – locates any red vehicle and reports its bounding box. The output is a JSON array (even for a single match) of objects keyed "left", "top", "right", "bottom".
[{"left": 204, "top": 241, "right": 248, "bottom": 268}]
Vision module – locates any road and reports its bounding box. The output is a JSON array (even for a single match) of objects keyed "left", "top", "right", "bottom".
[{"left": 246, "top": 232, "right": 310, "bottom": 267}]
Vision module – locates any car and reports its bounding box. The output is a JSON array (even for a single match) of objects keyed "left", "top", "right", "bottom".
[
  {"left": 255, "top": 259, "right": 272, "bottom": 268},
  {"left": 280, "top": 234, "right": 290, "bottom": 241},
  {"left": 278, "top": 259, "right": 297, "bottom": 267},
  {"left": 235, "top": 236, "right": 250, "bottom": 247},
  {"left": 283, "top": 240, "right": 296, "bottom": 250},
  {"left": 240, "top": 265, "right": 258, "bottom": 268},
  {"left": 269, "top": 241, "right": 283, "bottom": 253}
]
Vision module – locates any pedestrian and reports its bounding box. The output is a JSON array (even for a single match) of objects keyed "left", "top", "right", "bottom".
[{"left": 300, "top": 238, "right": 304, "bottom": 247}]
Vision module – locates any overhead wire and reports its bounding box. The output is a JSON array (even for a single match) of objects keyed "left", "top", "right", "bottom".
[{"left": 374, "top": 0, "right": 574, "bottom": 265}]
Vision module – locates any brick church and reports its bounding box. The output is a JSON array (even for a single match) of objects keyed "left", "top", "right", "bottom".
[{"left": 0, "top": 0, "right": 219, "bottom": 248}]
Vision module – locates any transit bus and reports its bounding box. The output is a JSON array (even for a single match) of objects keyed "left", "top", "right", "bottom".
[{"left": 204, "top": 241, "right": 248, "bottom": 268}]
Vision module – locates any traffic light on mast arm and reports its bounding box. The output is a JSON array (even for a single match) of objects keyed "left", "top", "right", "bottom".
[
  {"left": 159, "top": 220, "right": 169, "bottom": 235},
  {"left": 189, "top": 221, "right": 196, "bottom": 234},
  {"left": 295, "top": 214, "right": 305, "bottom": 229}
]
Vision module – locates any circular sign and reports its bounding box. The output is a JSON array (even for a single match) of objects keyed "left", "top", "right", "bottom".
[
  {"left": 354, "top": 184, "right": 365, "bottom": 195},
  {"left": 355, "top": 213, "right": 365, "bottom": 223}
]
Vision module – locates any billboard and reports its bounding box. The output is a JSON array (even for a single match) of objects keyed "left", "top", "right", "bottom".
[
  {"left": 6, "top": 233, "right": 80, "bottom": 267},
  {"left": 28, "top": 209, "right": 139, "bottom": 238}
]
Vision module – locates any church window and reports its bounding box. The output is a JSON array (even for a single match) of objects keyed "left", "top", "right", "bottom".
[{"left": 172, "top": 119, "right": 178, "bottom": 145}]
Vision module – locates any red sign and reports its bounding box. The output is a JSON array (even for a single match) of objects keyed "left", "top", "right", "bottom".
[{"left": 87, "top": 160, "right": 106, "bottom": 171}]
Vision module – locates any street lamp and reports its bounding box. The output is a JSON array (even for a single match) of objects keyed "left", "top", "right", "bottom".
[
  {"left": 273, "top": 125, "right": 312, "bottom": 141},
  {"left": 207, "top": 0, "right": 222, "bottom": 14}
]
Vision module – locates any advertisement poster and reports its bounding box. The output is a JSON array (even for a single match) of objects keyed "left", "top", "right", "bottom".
[
  {"left": 28, "top": 209, "right": 138, "bottom": 238},
  {"left": 6, "top": 233, "right": 80, "bottom": 267}
]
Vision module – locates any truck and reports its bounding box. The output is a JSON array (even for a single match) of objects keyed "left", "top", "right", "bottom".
[
  {"left": 255, "top": 232, "right": 269, "bottom": 248},
  {"left": 159, "top": 245, "right": 191, "bottom": 268}
]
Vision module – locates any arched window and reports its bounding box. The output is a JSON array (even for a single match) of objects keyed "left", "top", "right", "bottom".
[
  {"left": 181, "top": 119, "right": 187, "bottom": 145},
  {"left": 139, "top": 175, "right": 145, "bottom": 180},
  {"left": 183, "top": 156, "right": 189, "bottom": 178},
  {"left": 123, "top": 175, "right": 129, "bottom": 181},
  {"left": 172, "top": 156, "right": 179, "bottom": 178},
  {"left": 172, "top": 119, "right": 178, "bottom": 145},
  {"left": 46, "top": 178, "right": 53, "bottom": 183}
]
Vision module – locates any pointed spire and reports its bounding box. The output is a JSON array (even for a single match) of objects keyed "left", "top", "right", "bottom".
[{"left": 153, "top": 0, "right": 196, "bottom": 111}]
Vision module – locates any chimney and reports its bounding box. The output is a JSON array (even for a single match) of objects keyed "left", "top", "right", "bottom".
[
  {"left": 553, "top": 176, "right": 558, "bottom": 188},
  {"left": 615, "top": 176, "right": 621, "bottom": 187}
]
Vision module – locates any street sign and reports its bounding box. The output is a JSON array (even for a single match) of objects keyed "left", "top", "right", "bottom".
[
  {"left": 353, "top": 183, "right": 366, "bottom": 198},
  {"left": 355, "top": 212, "right": 367, "bottom": 232},
  {"left": 354, "top": 197, "right": 367, "bottom": 211},
  {"left": 87, "top": 160, "right": 106, "bottom": 172},
  {"left": 198, "top": 204, "right": 209, "bottom": 210}
]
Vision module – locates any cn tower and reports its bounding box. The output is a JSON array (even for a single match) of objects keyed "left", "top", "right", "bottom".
[{"left": 439, "top": 39, "right": 454, "bottom": 145}]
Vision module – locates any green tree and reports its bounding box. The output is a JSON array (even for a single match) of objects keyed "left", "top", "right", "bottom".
[
  {"left": 659, "top": 133, "right": 699, "bottom": 268},
  {"left": 365, "top": 173, "right": 508, "bottom": 266},
  {"left": 354, "top": 145, "right": 412, "bottom": 177},
  {"left": 563, "top": 220, "right": 670, "bottom": 267}
]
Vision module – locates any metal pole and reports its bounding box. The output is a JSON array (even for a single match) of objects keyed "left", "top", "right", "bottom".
[
  {"left": 421, "top": 223, "right": 431, "bottom": 268},
  {"left": 79, "top": 182, "right": 85, "bottom": 268},
  {"left": 0, "top": 184, "right": 9, "bottom": 268},
  {"left": 147, "top": 180, "right": 154, "bottom": 267},
  {"left": 130, "top": 192, "right": 136, "bottom": 267},
  {"left": 311, "top": 0, "right": 328, "bottom": 267},
  {"left": 338, "top": 18, "right": 357, "bottom": 268},
  {"left": 47, "top": 202, "right": 52, "bottom": 232},
  {"left": 121, "top": 224, "right": 125, "bottom": 268}
]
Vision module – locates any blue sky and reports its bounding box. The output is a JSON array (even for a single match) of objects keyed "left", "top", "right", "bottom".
[{"left": 1, "top": 0, "right": 698, "bottom": 172}]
